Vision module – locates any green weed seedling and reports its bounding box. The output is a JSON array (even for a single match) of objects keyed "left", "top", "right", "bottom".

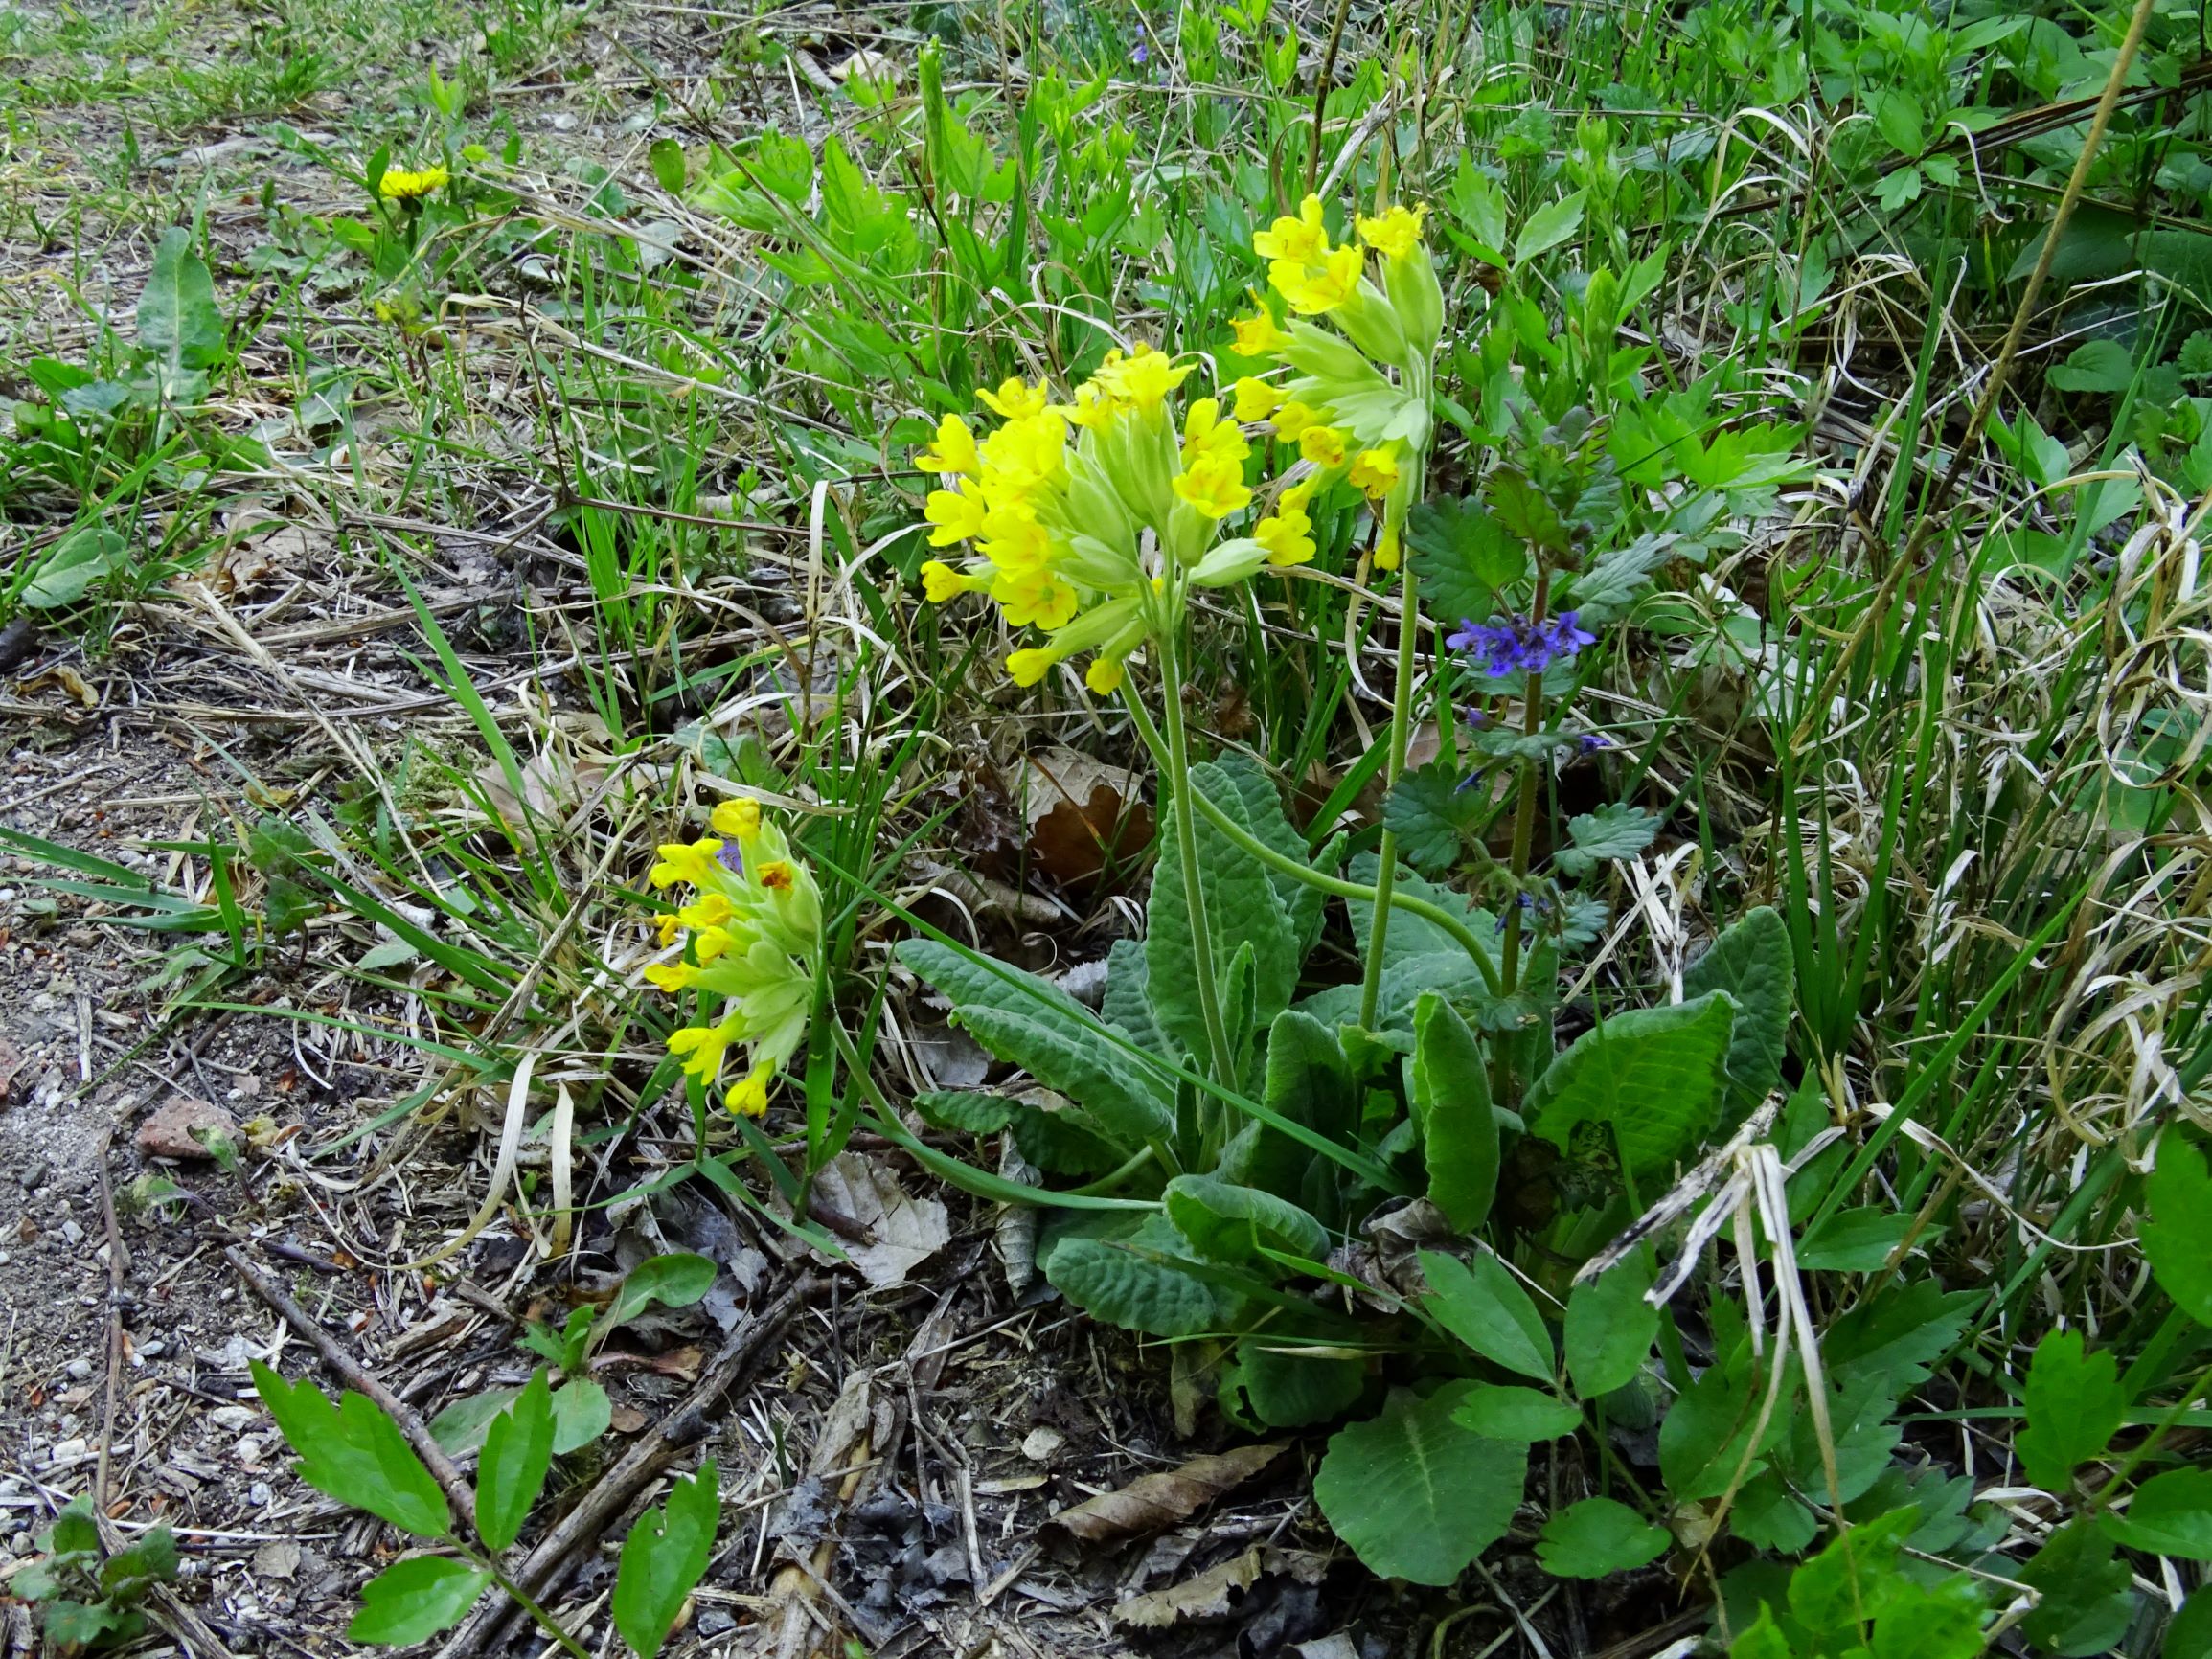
[
  {"left": 253, "top": 1362, "right": 717, "bottom": 1656},
  {"left": 12, "top": 1497, "right": 179, "bottom": 1651},
  {"left": 428, "top": 1252, "right": 719, "bottom": 1459}
]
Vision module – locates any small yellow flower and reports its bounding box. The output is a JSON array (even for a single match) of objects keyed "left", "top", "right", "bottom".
[
  {"left": 1084, "top": 656, "right": 1127, "bottom": 695},
  {"left": 1231, "top": 309, "right": 1288, "bottom": 356},
  {"left": 1253, "top": 194, "right": 1330, "bottom": 264},
  {"left": 1007, "top": 648, "right": 1055, "bottom": 687},
  {"left": 710, "top": 798, "right": 763, "bottom": 839},
  {"left": 1183, "top": 398, "right": 1249, "bottom": 466},
  {"left": 679, "top": 892, "right": 736, "bottom": 929},
  {"left": 667, "top": 1021, "right": 732, "bottom": 1081},
  {"left": 650, "top": 839, "right": 725, "bottom": 889},
  {"left": 727, "top": 1067, "right": 772, "bottom": 1117},
  {"left": 993, "top": 571, "right": 1081, "bottom": 629},
  {"left": 1271, "top": 243, "right": 1364, "bottom": 314},
  {"left": 1356, "top": 203, "right": 1428, "bottom": 261},
  {"left": 920, "top": 559, "right": 968, "bottom": 602},
  {"left": 1173, "top": 454, "right": 1254, "bottom": 519},
  {"left": 978, "top": 376, "right": 1051, "bottom": 419},
  {"left": 1271, "top": 401, "right": 1320, "bottom": 443},
  {"left": 1255, "top": 509, "right": 1316, "bottom": 568},
  {"left": 1233, "top": 376, "right": 1285, "bottom": 422},
  {"left": 647, "top": 960, "right": 701, "bottom": 992},
  {"left": 1348, "top": 447, "right": 1402, "bottom": 499},
  {"left": 379, "top": 164, "right": 449, "bottom": 202},
  {"left": 1375, "top": 524, "right": 1402, "bottom": 571},
  {"left": 656, "top": 911, "right": 682, "bottom": 947},
  {"left": 918, "top": 414, "right": 980, "bottom": 478},
  {"left": 1094, "top": 342, "right": 1191, "bottom": 413},
  {"left": 925, "top": 485, "right": 988, "bottom": 546},
  {"left": 1299, "top": 425, "right": 1348, "bottom": 467}
]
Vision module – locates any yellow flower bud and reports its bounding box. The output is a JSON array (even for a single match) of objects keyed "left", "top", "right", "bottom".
[
  {"left": 1299, "top": 425, "right": 1348, "bottom": 467},
  {"left": 1006, "top": 648, "right": 1055, "bottom": 687},
  {"left": 1233, "top": 376, "right": 1285, "bottom": 422}
]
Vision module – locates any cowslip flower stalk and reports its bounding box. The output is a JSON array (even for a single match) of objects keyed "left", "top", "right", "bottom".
[
  {"left": 1236, "top": 193, "right": 1446, "bottom": 1028},
  {"left": 644, "top": 800, "right": 823, "bottom": 1116}
]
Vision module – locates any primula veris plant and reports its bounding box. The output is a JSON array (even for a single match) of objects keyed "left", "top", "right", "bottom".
[{"left": 645, "top": 799, "right": 822, "bottom": 1116}]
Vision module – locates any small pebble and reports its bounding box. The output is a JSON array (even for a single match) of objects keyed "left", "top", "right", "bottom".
[
  {"left": 64, "top": 1359, "right": 92, "bottom": 1381},
  {"left": 8, "top": 1531, "right": 30, "bottom": 1555},
  {"left": 137, "top": 1338, "right": 165, "bottom": 1358},
  {"left": 209, "top": 1405, "right": 257, "bottom": 1432},
  {"left": 46, "top": 1438, "right": 87, "bottom": 1466},
  {"left": 236, "top": 1436, "right": 263, "bottom": 1466},
  {"left": 18, "top": 1157, "right": 49, "bottom": 1189},
  {"left": 60, "top": 1219, "right": 85, "bottom": 1246},
  {"left": 247, "top": 1481, "right": 273, "bottom": 1508}
]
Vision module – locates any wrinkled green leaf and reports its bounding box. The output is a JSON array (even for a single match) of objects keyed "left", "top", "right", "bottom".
[
  {"left": 1522, "top": 993, "right": 1734, "bottom": 1180},
  {"left": 1680, "top": 906, "right": 1793, "bottom": 1121},
  {"left": 598, "top": 1253, "right": 717, "bottom": 1335},
  {"left": 1163, "top": 1174, "right": 1328, "bottom": 1265},
  {"left": 1409, "top": 993, "right": 1497, "bottom": 1231},
  {"left": 1552, "top": 804, "right": 1658, "bottom": 877}
]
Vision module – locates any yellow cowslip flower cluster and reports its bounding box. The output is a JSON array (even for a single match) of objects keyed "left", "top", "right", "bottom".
[
  {"left": 916, "top": 343, "right": 1314, "bottom": 694},
  {"left": 1229, "top": 194, "right": 1443, "bottom": 570},
  {"left": 379, "top": 165, "right": 449, "bottom": 202},
  {"left": 644, "top": 800, "right": 822, "bottom": 1117}
]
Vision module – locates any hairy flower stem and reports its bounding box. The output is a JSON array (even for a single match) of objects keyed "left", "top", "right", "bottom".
[
  {"left": 1497, "top": 565, "right": 1553, "bottom": 998},
  {"left": 1357, "top": 563, "right": 1422, "bottom": 1032},
  {"left": 1144, "top": 635, "right": 1237, "bottom": 1091}
]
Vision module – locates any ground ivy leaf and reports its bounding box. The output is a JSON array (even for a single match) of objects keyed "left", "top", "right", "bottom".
[
  {"left": 1536, "top": 1496, "right": 1670, "bottom": 1578},
  {"left": 1552, "top": 803, "right": 1659, "bottom": 877},
  {"left": 1314, "top": 1384, "right": 1525, "bottom": 1584},
  {"left": 1408, "top": 495, "right": 1527, "bottom": 637},
  {"left": 1383, "top": 762, "right": 1484, "bottom": 875}
]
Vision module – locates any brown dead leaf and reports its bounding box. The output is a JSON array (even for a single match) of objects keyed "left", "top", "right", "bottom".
[
  {"left": 1048, "top": 1443, "right": 1287, "bottom": 1546},
  {"left": 1020, "top": 745, "right": 1152, "bottom": 889},
  {"left": 809, "top": 1152, "right": 950, "bottom": 1289},
  {"left": 1111, "top": 1546, "right": 1329, "bottom": 1626},
  {"left": 0, "top": 1036, "right": 27, "bottom": 1103}
]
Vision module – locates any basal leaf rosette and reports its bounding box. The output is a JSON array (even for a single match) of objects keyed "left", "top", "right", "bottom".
[
  {"left": 643, "top": 800, "right": 822, "bottom": 1117},
  {"left": 914, "top": 345, "right": 1316, "bottom": 694},
  {"left": 1229, "top": 196, "right": 1443, "bottom": 571}
]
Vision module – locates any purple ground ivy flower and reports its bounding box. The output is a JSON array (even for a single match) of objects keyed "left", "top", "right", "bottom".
[{"left": 1446, "top": 611, "right": 1597, "bottom": 679}]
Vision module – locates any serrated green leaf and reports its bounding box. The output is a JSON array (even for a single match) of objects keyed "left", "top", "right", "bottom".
[
  {"left": 1163, "top": 1174, "right": 1328, "bottom": 1265},
  {"left": 1731, "top": 1471, "right": 1817, "bottom": 1552},
  {"left": 1314, "top": 1384, "right": 1525, "bottom": 1584},
  {"left": 2146, "top": 1138, "right": 2212, "bottom": 1323},
  {"left": 1409, "top": 993, "right": 1497, "bottom": 1230},
  {"left": 2018, "top": 1521, "right": 2134, "bottom": 1656},
  {"left": 1451, "top": 1383, "right": 1581, "bottom": 1441},
  {"left": 1383, "top": 763, "right": 1484, "bottom": 875},
  {"left": 43, "top": 1497, "right": 101, "bottom": 1557},
  {"left": 1564, "top": 1248, "right": 1657, "bottom": 1398},
  {"left": 1522, "top": 993, "right": 1734, "bottom": 1180},
  {"left": 613, "top": 1460, "right": 719, "bottom": 1659},
  {"left": 1552, "top": 804, "right": 1658, "bottom": 877},
  {"left": 475, "top": 1371, "right": 553, "bottom": 1553},
  {"left": 1680, "top": 906, "right": 1793, "bottom": 1123},
  {"left": 252, "top": 1361, "right": 452, "bottom": 1539},
  {"left": 2018, "top": 1329, "right": 2126, "bottom": 1493},
  {"left": 349, "top": 1557, "right": 490, "bottom": 1645},
  {"left": 1536, "top": 1496, "right": 1670, "bottom": 1578},
  {"left": 97, "top": 1526, "right": 177, "bottom": 1603},
  {"left": 39, "top": 1600, "right": 137, "bottom": 1649},
  {"left": 1824, "top": 1282, "right": 1980, "bottom": 1398},
  {"left": 1658, "top": 1339, "right": 1775, "bottom": 1501},
  {"left": 1408, "top": 495, "right": 1527, "bottom": 635},
  {"left": 1420, "top": 1249, "right": 1553, "bottom": 1381},
  {"left": 2103, "top": 1467, "right": 2212, "bottom": 1558},
  {"left": 1558, "top": 534, "right": 1671, "bottom": 625}
]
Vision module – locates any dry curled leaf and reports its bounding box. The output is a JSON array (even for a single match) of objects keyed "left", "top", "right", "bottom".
[
  {"left": 1111, "top": 1545, "right": 1329, "bottom": 1626},
  {"left": 1020, "top": 744, "right": 1152, "bottom": 889},
  {"left": 809, "top": 1151, "right": 950, "bottom": 1289},
  {"left": 1049, "top": 1443, "right": 1287, "bottom": 1546}
]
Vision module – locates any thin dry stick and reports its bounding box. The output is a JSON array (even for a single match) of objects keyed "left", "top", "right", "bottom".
[
  {"left": 433, "top": 1274, "right": 815, "bottom": 1659},
  {"left": 1788, "top": 0, "right": 2161, "bottom": 752},
  {"left": 221, "top": 1244, "right": 478, "bottom": 1534},
  {"left": 93, "top": 1128, "right": 128, "bottom": 1513}
]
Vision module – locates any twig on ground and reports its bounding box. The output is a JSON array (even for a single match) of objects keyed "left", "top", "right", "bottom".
[{"left": 93, "top": 1128, "right": 127, "bottom": 1514}]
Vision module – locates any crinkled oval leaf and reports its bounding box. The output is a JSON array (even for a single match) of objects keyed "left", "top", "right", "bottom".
[{"left": 1163, "top": 1174, "right": 1329, "bottom": 1265}]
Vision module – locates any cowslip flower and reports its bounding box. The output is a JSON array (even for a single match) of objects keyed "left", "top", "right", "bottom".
[
  {"left": 1231, "top": 308, "right": 1288, "bottom": 356},
  {"left": 380, "top": 165, "right": 449, "bottom": 202},
  {"left": 978, "top": 376, "right": 1052, "bottom": 419},
  {"left": 1299, "top": 425, "right": 1348, "bottom": 468},
  {"left": 1348, "top": 446, "right": 1401, "bottom": 500},
  {"left": 1233, "top": 376, "right": 1285, "bottom": 422},
  {"left": 645, "top": 801, "right": 821, "bottom": 1116},
  {"left": 918, "top": 414, "right": 980, "bottom": 478}
]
